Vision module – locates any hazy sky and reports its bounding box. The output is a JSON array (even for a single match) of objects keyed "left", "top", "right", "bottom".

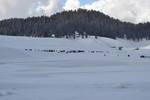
[{"left": 0, "top": 0, "right": 150, "bottom": 23}]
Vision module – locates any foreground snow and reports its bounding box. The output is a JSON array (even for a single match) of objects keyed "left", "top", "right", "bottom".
[{"left": 0, "top": 35, "right": 150, "bottom": 100}]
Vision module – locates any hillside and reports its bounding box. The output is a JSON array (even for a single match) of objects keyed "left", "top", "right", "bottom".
[{"left": 0, "top": 9, "right": 150, "bottom": 40}]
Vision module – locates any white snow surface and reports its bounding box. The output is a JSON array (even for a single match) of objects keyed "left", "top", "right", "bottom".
[{"left": 0, "top": 35, "right": 150, "bottom": 100}]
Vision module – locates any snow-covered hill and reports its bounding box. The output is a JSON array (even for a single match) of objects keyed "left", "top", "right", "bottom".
[
  {"left": 0, "top": 35, "right": 150, "bottom": 100},
  {"left": 0, "top": 35, "right": 150, "bottom": 49}
]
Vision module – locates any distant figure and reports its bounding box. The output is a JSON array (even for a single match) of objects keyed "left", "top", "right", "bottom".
[
  {"left": 29, "top": 49, "right": 32, "bottom": 51},
  {"left": 128, "top": 55, "right": 130, "bottom": 57},
  {"left": 140, "top": 55, "right": 145, "bottom": 58},
  {"left": 118, "top": 46, "right": 123, "bottom": 51},
  {"left": 135, "top": 48, "right": 140, "bottom": 50},
  {"left": 25, "top": 49, "right": 28, "bottom": 51}
]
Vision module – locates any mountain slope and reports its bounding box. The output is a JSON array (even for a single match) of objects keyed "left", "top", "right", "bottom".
[{"left": 0, "top": 9, "right": 150, "bottom": 40}]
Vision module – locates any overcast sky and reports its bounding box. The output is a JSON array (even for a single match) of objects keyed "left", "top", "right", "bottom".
[{"left": 0, "top": 0, "right": 150, "bottom": 23}]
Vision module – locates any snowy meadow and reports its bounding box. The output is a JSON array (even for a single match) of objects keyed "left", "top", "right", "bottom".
[{"left": 0, "top": 35, "right": 150, "bottom": 100}]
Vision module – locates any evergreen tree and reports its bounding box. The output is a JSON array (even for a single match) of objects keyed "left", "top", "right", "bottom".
[{"left": 0, "top": 9, "right": 150, "bottom": 40}]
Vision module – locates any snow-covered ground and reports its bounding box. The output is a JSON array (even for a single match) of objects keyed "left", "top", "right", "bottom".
[{"left": 0, "top": 35, "right": 150, "bottom": 100}]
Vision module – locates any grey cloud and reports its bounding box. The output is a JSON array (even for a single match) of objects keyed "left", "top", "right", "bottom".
[
  {"left": 0, "top": 0, "right": 60, "bottom": 19},
  {"left": 82, "top": 0, "right": 150, "bottom": 23},
  {"left": 63, "top": 0, "right": 80, "bottom": 10},
  {"left": 0, "top": 0, "right": 150, "bottom": 23}
]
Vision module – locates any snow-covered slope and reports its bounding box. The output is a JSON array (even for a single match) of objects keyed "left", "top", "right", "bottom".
[
  {"left": 0, "top": 35, "right": 150, "bottom": 100},
  {"left": 1, "top": 35, "right": 150, "bottom": 50}
]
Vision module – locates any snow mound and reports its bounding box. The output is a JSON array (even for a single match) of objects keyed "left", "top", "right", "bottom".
[{"left": 142, "top": 45, "right": 150, "bottom": 49}]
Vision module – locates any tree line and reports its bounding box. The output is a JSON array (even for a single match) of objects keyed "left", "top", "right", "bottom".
[{"left": 0, "top": 9, "right": 150, "bottom": 40}]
